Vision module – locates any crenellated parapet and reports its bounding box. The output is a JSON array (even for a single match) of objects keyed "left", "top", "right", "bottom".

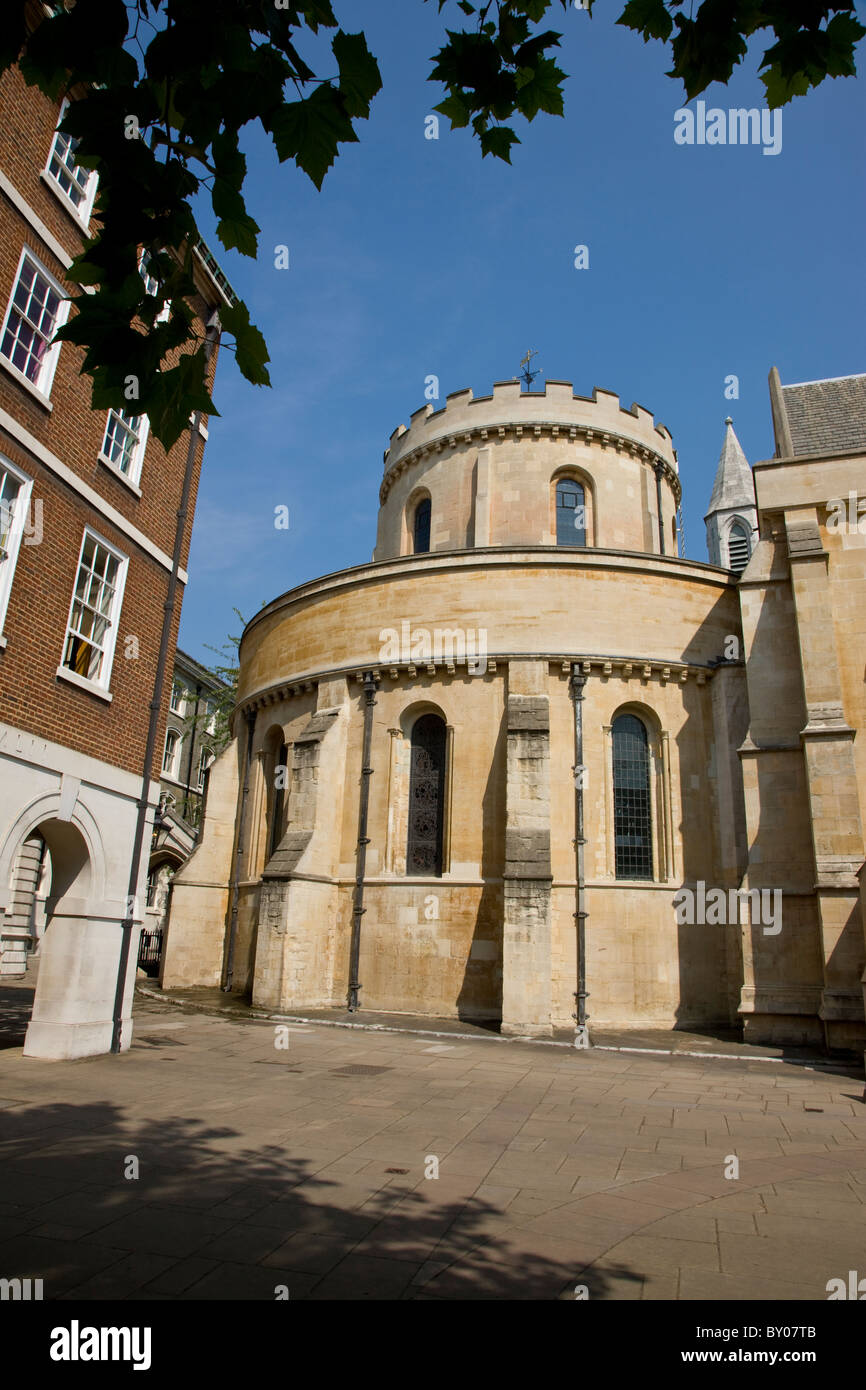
[{"left": 380, "top": 380, "right": 680, "bottom": 506}]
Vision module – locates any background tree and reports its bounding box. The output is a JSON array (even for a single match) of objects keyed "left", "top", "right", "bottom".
[
  {"left": 3, "top": 1, "right": 861, "bottom": 448},
  {"left": 199, "top": 607, "right": 246, "bottom": 754},
  {"left": 196, "top": 604, "right": 269, "bottom": 752}
]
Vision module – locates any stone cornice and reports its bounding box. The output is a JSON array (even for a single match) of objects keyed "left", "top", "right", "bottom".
[
  {"left": 236, "top": 652, "right": 721, "bottom": 720},
  {"left": 379, "top": 418, "right": 682, "bottom": 506},
  {"left": 754, "top": 445, "right": 866, "bottom": 471}
]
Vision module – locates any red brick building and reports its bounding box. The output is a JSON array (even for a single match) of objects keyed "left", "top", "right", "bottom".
[{"left": 0, "top": 59, "right": 231, "bottom": 1057}]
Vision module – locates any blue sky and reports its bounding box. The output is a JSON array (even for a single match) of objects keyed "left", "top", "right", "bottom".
[{"left": 178, "top": 0, "right": 866, "bottom": 667}]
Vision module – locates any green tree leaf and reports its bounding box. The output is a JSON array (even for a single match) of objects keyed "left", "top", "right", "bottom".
[
  {"left": 434, "top": 93, "right": 472, "bottom": 127},
  {"left": 617, "top": 0, "right": 675, "bottom": 43},
  {"left": 514, "top": 55, "right": 566, "bottom": 120},
  {"left": 479, "top": 125, "right": 520, "bottom": 160},
  {"left": 332, "top": 29, "right": 382, "bottom": 119},
  {"left": 219, "top": 301, "right": 272, "bottom": 388},
  {"left": 0, "top": 0, "right": 859, "bottom": 449},
  {"left": 271, "top": 84, "right": 358, "bottom": 188}
]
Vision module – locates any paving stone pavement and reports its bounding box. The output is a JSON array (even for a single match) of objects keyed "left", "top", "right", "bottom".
[{"left": 0, "top": 992, "right": 864, "bottom": 1301}]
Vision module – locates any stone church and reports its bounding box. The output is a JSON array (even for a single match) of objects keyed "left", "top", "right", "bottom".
[{"left": 162, "top": 370, "right": 866, "bottom": 1056}]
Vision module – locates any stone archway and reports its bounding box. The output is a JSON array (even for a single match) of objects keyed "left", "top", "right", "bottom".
[
  {"left": 146, "top": 853, "right": 181, "bottom": 919},
  {"left": 142, "top": 850, "right": 184, "bottom": 978},
  {"left": 1, "top": 815, "right": 94, "bottom": 1052},
  {"left": 20, "top": 817, "right": 92, "bottom": 1058},
  {"left": 1, "top": 792, "right": 138, "bottom": 1059}
]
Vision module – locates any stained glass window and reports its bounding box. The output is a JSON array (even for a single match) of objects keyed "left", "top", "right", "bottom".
[
  {"left": 407, "top": 714, "right": 446, "bottom": 875},
  {"left": 613, "top": 714, "right": 653, "bottom": 880}
]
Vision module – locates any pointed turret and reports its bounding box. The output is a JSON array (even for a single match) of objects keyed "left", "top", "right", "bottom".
[{"left": 705, "top": 417, "right": 758, "bottom": 572}]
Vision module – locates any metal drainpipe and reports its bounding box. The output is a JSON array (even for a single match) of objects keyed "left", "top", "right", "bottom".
[
  {"left": 110, "top": 314, "right": 220, "bottom": 1054},
  {"left": 654, "top": 462, "right": 666, "bottom": 555},
  {"left": 223, "top": 707, "right": 257, "bottom": 992},
  {"left": 347, "top": 671, "right": 378, "bottom": 1011},
  {"left": 570, "top": 665, "right": 590, "bottom": 1044}
]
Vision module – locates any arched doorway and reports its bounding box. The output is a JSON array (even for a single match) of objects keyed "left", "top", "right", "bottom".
[
  {"left": 2, "top": 816, "right": 94, "bottom": 1052},
  {"left": 1, "top": 797, "right": 140, "bottom": 1059},
  {"left": 142, "top": 851, "right": 183, "bottom": 978}
]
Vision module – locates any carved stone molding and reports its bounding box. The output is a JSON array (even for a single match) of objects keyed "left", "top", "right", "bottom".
[{"left": 379, "top": 419, "right": 682, "bottom": 506}]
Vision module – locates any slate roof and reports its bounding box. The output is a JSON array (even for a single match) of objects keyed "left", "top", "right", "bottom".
[
  {"left": 779, "top": 374, "right": 866, "bottom": 456},
  {"left": 707, "top": 418, "right": 755, "bottom": 514}
]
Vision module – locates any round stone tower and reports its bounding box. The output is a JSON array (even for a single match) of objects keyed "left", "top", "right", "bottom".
[
  {"left": 165, "top": 379, "right": 747, "bottom": 1042},
  {"left": 375, "top": 379, "right": 681, "bottom": 559}
]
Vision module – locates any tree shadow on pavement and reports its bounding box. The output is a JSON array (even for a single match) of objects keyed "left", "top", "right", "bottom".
[
  {"left": 0, "top": 1100, "right": 637, "bottom": 1301},
  {"left": 0, "top": 984, "right": 35, "bottom": 1050}
]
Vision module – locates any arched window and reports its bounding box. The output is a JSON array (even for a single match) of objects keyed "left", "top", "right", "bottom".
[
  {"left": 197, "top": 746, "right": 214, "bottom": 790},
  {"left": 413, "top": 497, "right": 431, "bottom": 554},
  {"left": 407, "top": 713, "right": 446, "bottom": 875},
  {"left": 612, "top": 714, "right": 653, "bottom": 880},
  {"left": 269, "top": 741, "right": 289, "bottom": 858},
  {"left": 556, "top": 478, "right": 586, "bottom": 546},
  {"left": 728, "top": 521, "right": 750, "bottom": 573}
]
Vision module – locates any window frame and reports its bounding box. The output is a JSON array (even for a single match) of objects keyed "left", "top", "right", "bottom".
[
  {"left": 58, "top": 526, "right": 128, "bottom": 693},
  {"left": 406, "top": 711, "right": 448, "bottom": 877},
  {"left": 555, "top": 476, "right": 587, "bottom": 547},
  {"left": 162, "top": 728, "right": 182, "bottom": 778},
  {"left": 43, "top": 98, "right": 99, "bottom": 229},
  {"left": 204, "top": 698, "right": 217, "bottom": 735},
  {"left": 197, "top": 744, "right": 214, "bottom": 791},
  {"left": 0, "top": 246, "right": 70, "bottom": 404},
  {"left": 170, "top": 679, "right": 187, "bottom": 715},
  {"left": 0, "top": 455, "right": 33, "bottom": 638},
  {"left": 611, "top": 712, "right": 654, "bottom": 883},
  {"left": 412, "top": 496, "right": 432, "bottom": 555},
  {"left": 98, "top": 406, "right": 149, "bottom": 487}
]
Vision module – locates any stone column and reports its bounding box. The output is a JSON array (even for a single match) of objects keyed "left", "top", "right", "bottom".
[
  {"left": 736, "top": 526, "right": 824, "bottom": 1044},
  {"left": 443, "top": 723, "right": 455, "bottom": 873},
  {"left": 384, "top": 728, "right": 402, "bottom": 874},
  {"left": 660, "top": 730, "right": 675, "bottom": 881},
  {"left": 708, "top": 663, "right": 750, "bottom": 1023},
  {"left": 501, "top": 660, "right": 553, "bottom": 1036},
  {"left": 253, "top": 678, "right": 350, "bottom": 1011},
  {"left": 25, "top": 896, "right": 141, "bottom": 1059},
  {"left": 162, "top": 739, "right": 241, "bottom": 989},
  {"left": 473, "top": 447, "right": 491, "bottom": 547},
  {"left": 786, "top": 512, "right": 865, "bottom": 1048},
  {"left": 247, "top": 748, "right": 269, "bottom": 880},
  {"left": 602, "top": 723, "right": 615, "bottom": 878}
]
